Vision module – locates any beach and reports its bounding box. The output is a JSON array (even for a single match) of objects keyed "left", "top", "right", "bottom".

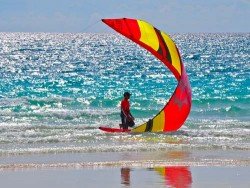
[{"left": 0, "top": 149, "right": 249, "bottom": 187}]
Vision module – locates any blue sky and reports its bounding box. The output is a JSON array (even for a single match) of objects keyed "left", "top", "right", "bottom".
[{"left": 0, "top": 0, "right": 249, "bottom": 33}]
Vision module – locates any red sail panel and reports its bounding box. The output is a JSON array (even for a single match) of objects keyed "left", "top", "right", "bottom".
[
  {"left": 102, "top": 18, "right": 141, "bottom": 42},
  {"left": 163, "top": 64, "right": 192, "bottom": 131}
]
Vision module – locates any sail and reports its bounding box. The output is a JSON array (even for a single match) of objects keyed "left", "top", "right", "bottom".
[{"left": 102, "top": 18, "right": 192, "bottom": 132}]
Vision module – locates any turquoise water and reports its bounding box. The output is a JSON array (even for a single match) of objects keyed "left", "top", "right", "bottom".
[{"left": 0, "top": 33, "right": 249, "bottom": 154}]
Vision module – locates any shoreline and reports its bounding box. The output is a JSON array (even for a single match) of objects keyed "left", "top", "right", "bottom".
[
  {"left": 1, "top": 159, "right": 249, "bottom": 171},
  {"left": 1, "top": 149, "right": 249, "bottom": 171}
]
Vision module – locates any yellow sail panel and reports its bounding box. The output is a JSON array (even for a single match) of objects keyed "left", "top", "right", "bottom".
[
  {"left": 138, "top": 20, "right": 159, "bottom": 51},
  {"left": 131, "top": 111, "right": 165, "bottom": 132},
  {"left": 161, "top": 32, "right": 182, "bottom": 75},
  {"left": 151, "top": 111, "right": 165, "bottom": 132},
  {"left": 131, "top": 122, "right": 147, "bottom": 132}
]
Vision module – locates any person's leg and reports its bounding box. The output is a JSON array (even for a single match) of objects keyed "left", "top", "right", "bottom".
[{"left": 121, "top": 113, "right": 128, "bottom": 129}]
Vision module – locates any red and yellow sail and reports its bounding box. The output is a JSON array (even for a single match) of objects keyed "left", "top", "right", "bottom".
[{"left": 102, "top": 18, "right": 192, "bottom": 132}]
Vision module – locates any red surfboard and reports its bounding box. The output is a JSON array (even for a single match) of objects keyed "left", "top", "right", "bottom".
[{"left": 99, "top": 126, "right": 131, "bottom": 133}]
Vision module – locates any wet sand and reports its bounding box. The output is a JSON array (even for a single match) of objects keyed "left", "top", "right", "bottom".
[
  {"left": 0, "top": 166, "right": 249, "bottom": 188},
  {"left": 0, "top": 149, "right": 249, "bottom": 187}
]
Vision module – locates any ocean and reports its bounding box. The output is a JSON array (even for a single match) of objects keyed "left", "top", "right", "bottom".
[{"left": 0, "top": 32, "right": 249, "bottom": 156}]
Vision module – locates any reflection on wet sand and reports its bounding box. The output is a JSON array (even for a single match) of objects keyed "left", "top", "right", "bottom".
[
  {"left": 121, "top": 150, "right": 192, "bottom": 187},
  {"left": 121, "top": 167, "right": 131, "bottom": 186},
  {"left": 155, "top": 166, "right": 192, "bottom": 188},
  {"left": 120, "top": 166, "right": 192, "bottom": 187}
]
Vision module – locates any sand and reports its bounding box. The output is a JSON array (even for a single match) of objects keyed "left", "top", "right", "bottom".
[{"left": 0, "top": 149, "right": 249, "bottom": 187}]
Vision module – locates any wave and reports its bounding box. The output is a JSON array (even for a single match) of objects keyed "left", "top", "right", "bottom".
[
  {"left": 1, "top": 159, "right": 248, "bottom": 171},
  {"left": 0, "top": 96, "right": 249, "bottom": 131},
  {"left": 0, "top": 122, "right": 249, "bottom": 155},
  {"left": 185, "top": 54, "right": 200, "bottom": 60},
  {"left": 1, "top": 137, "right": 249, "bottom": 156},
  {"left": 191, "top": 97, "right": 250, "bottom": 120},
  {"left": 191, "top": 105, "right": 249, "bottom": 115},
  {"left": 193, "top": 97, "right": 250, "bottom": 103}
]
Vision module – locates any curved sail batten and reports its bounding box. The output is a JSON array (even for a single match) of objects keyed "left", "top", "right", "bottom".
[{"left": 102, "top": 18, "right": 192, "bottom": 132}]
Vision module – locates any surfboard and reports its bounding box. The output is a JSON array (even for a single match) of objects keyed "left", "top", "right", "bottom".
[{"left": 99, "top": 126, "right": 131, "bottom": 133}]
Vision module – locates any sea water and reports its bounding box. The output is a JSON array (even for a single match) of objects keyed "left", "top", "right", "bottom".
[{"left": 0, "top": 33, "right": 249, "bottom": 156}]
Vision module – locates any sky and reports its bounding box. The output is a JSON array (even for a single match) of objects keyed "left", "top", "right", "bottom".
[{"left": 0, "top": 0, "right": 249, "bottom": 33}]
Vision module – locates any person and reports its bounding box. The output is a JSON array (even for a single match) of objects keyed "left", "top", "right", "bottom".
[{"left": 120, "top": 92, "right": 135, "bottom": 129}]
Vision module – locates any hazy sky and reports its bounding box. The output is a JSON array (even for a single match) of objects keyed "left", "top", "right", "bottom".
[{"left": 0, "top": 0, "right": 249, "bottom": 33}]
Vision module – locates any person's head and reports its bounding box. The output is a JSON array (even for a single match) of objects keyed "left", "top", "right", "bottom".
[{"left": 123, "top": 92, "right": 131, "bottom": 99}]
